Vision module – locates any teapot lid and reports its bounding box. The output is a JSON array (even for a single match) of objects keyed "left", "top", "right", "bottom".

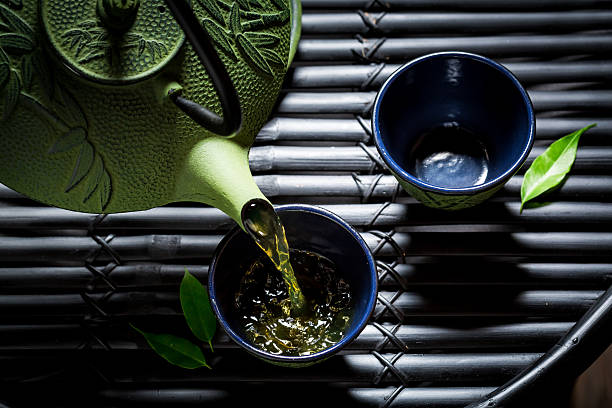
[{"left": 42, "top": 0, "right": 185, "bottom": 84}]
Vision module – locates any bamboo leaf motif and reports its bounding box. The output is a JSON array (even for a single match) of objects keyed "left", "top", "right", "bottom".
[
  {"left": 55, "top": 86, "right": 87, "bottom": 128},
  {"left": 0, "top": 32, "right": 34, "bottom": 53},
  {"left": 260, "top": 47, "right": 283, "bottom": 66},
  {"left": 1, "top": 0, "right": 23, "bottom": 9},
  {"left": 83, "top": 154, "right": 103, "bottom": 204},
  {"left": 48, "top": 127, "right": 87, "bottom": 154},
  {"left": 0, "top": 48, "right": 8, "bottom": 88},
  {"left": 202, "top": 18, "right": 236, "bottom": 60},
  {"left": 236, "top": 0, "right": 250, "bottom": 11},
  {"left": 2, "top": 68, "right": 19, "bottom": 120},
  {"left": 236, "top": 32, "right": 272, "bottom": 76},
  {"left": 269, "top": 0, "right": 288, "bottom": 11},
  {"left": 197, "top": 0, "right": 225, "bottom": 25},
  {"left": 261, "top": 11, "right": 288, "bottom": 25},
  {"left": 229, "top": 2, "right": 242, "bottom": 35},
  {"left": 244, "top": 31, "right": 280, "bottom": 47},
  {"left": 20, "top": 52, "right": 32, "bottom": 90},
  {"left": 99, "top": 170, "right": 112, "bottom": 210},
  {"left": 138, "top": 38, "right": 146, "bottom": 56},
  {"left": 0, "top": 4, "right": 33, "bottom": 37},
  {"left": 65, "top": 141, "right": 94, "bottom": 192}
]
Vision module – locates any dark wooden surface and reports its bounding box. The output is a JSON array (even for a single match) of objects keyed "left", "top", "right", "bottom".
[{"left": 1, "top": 1, "right": 611, "bottom": 407}]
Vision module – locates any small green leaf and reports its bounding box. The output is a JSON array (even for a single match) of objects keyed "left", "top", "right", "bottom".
[
  {"left": 260, "top": 48, "right": 283, "bottom": 66},
  {"left": 197, "top": 0, "right": 225, "bottom": 25},
  {"left": 0, "top": 32, "right": 34, "bottom": 53},
  {"left": 237, "top": 33, "right": 272, "bottom": 76},
  {"left": 244, "top": 31, "right": 280, "bottom": 47},
  {"left": 20, "top": 53, "right": 32, "bottom": 90},
  {"left": 180, "top": 269, "right": 216, "bottom": 351},
  {"left": 520, "top": 124, "right": 596, "bottom": 212},
  {"left": 99, "top": 170, "right": 111, "bottom": 211},
  {"left": 131, "top": 325, "right": 211, "bottom": 369},
  {"left": 0, "top": 4, "right": 33, "bottom": 36},
  {"left": 65, "top": 141, "right": 94, "bottom": 192},
  {"left": 229, "top": 2, "right": 242, "bottom": 35},
  {"left": 2, "top": 68, "right": 19, "bottom": 120},
  {"left": 203, "top": 18, "right": 236, "bottom": 60},
  {"left": 83, "top": 154, "right": 103, "bottom": 203},
  {"left": 48, "top": 127, "right": 87, "bottom": 154}
]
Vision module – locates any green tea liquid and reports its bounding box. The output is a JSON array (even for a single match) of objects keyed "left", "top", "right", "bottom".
[
  {"left": 235, "top": 249, "right": 352, "bottom": 356},
  {"left": 239, "top": 199, "right": 352, "bottom": 355},
  {"left": 241, "top": 199, "right": 306, "bottom": 315}
]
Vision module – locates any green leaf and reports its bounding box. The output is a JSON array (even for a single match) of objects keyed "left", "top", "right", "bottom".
[
  {"left": 520, "top": 124, "right": 596, "bottom": 212},
  {"left": 248, "top": 0, "right": 263, "bottom": 7},
  {"left": 2, "top": 68, "right": 19, "bottom": 120},
  {"left": 20, "top": 53, "right": 32, "bottom": 90},
  {"left": 0, "top": 4, "right": 33, "bottom": 37},
  {"left": 236, "top": 33, "right": 272, "bottom": 76},
  {"left": 244, "top": 31, "right": 280, "bottom": 47},
  {"left": 99, "top": 170, "right": 111, "bottom": 211},
  {"left": 197, "top": 0, "right": 225, "bottom": 25},
  {"left": 203, "top": 18, "right": 236, "bottom": 60},
  {"left": 229, "top": 2, "right": 242, "bottom": 35},
  {"left": 48, "top": 127, "right": 87, "bottom": 154},
  {"left": 83, "top": 154, "right": 103, "bottom": 203},
  {"left": 180, "top": 269, "right": 216, "bottom": 351},
  {"left": 65, "top": 141, "right": 94, "bottom": 192},
  {"left": 131, "top": 325, "right": 211, "bottom": 369},
  {"left": 260, "top": 48, "right": 283, "bottom": 66}
]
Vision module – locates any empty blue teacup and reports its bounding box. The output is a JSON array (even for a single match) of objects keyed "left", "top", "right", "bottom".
[
  {"left": 208, "top": 205, "right": 377, "bottom": 366},
  {"left": 372, "top": 52, "right": 535, "bottom": 210}
]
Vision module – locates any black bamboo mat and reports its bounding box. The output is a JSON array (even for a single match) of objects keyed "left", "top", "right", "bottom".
[{"left": 1, "top": 1, "right": 612, "bottom": 407}]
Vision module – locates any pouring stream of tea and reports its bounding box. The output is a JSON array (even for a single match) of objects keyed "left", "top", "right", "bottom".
[{"left": 241, "top": 199, "right": 306, "bottom": 315}]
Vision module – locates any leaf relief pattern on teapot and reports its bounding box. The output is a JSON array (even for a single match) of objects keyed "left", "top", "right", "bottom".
[{"left": 0, "top": 3, "right": 113, "bottom": 210}]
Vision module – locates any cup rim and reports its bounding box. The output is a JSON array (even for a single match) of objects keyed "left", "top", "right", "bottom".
[
  {"left": 371, "top": 51, "right": 536, "bottom": 195},
  {"left": 208, "top": 204, "right": 378, "bottom": 364}
]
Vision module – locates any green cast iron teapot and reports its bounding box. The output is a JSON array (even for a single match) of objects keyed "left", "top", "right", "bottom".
[{"left": 0, "top": 0, "right": 300, "bottom": 226}]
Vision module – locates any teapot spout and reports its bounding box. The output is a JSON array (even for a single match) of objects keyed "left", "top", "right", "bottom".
[{"left": 174, "top": 137, "right": 267, "bottom": 229}]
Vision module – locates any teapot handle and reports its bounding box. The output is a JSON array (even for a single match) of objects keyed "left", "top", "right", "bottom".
[{"left": 164, "top": 0, "right": 242, "bottom": 136}]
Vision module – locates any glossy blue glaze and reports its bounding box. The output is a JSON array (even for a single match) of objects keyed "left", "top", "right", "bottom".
[
  {"left": 372, "top": 52, "right": 535, "bottom": 209},
  {"left": 208, "top": 205, "right": 377, "bottom": 366}
]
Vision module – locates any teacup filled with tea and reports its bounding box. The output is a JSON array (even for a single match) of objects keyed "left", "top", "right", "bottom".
[{"left": 208, "top": 201, "right": 377, "bottom": 366}]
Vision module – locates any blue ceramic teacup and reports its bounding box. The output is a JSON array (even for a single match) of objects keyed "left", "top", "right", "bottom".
[
  {"left": 372, "top": 52, "right": 535, "bottom": 210},
  {"left": 208, "top": 205, "right": 377, "bottom": 366}
]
